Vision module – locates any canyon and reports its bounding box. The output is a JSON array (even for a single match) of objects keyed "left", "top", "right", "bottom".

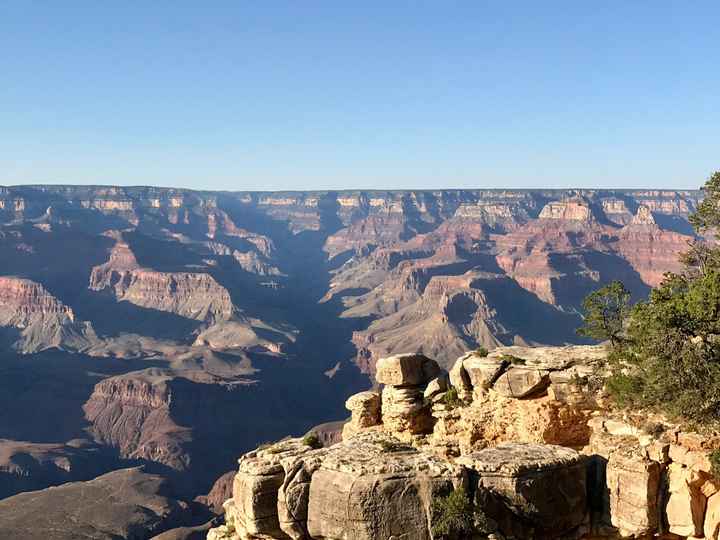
[
  {"left": 0, "top": 185, "right": 703, "bottom": 538},
  {"left": 207, "top": 346, "right": 720, "bottom": 540}
]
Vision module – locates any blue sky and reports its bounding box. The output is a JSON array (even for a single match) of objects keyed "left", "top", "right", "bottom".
[{"left": 1, "top": 1, "right": 718, "bottom": 191}]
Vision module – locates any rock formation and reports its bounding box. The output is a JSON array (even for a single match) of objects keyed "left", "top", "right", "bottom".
[
  {"left": 0, "top": 276, "right": 96, "bottom": 352},
  {"left": 0, "top": 467, "right": 193, "bottom": 539},
  {"left": 209, "top": 345, "right": 720, "bottom": 540},
  {"left": 0, "top": 185, "right": 708, "bottom": 538}
]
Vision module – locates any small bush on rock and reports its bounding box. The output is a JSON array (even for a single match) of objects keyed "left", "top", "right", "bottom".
[
  {"left": 431, "top": 488, "right": 490, "bottom": 538},
  {"left": 379, "top": 439, "right": 413, "bottom": 453},
  {"left": 442, "top": 387, "right": 464, "bottom": 409},
  {"left": 302, "top": 432, "right": 323, "bottom": 449},
  {"left": 710, "top": 449, "right": 720, "bottom": 479},
  {"left": 474, "top": 346, "right": 488, "bottom": 357},
  {"left": 500, "top": 354, "right": 525, "bottom": 366}
]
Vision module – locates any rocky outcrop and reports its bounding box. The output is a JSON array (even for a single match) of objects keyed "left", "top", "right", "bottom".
[
  {"left": 82, "top": 372, "right": 192, "bottom": 471},
  {"left": 538, "top": 197, "right": 596, "bottom": 221},
  {"left": 341, "top": 391, "right": 380, "bottom": 439},
  {"left": 0, "top": 467, "right": 191, "bottom": 540},
  {"left": 210, "top": 432, "right": 465, "bottom": 540},
  {"left": 0, "top": 276, "right": 96, "bottom": 352},
  {"left": 209, "top": 427, "right": 590, "bottom": 540},
  {"left": 376, "top": 354, "right": 440, "bottom": 438},
  {"left": 211, "top": 345, "right": 720, "bottom": 540},
  {"left": 458, "top": 444, "right": 588, "bottom": 539},
  {"left": 89, "top": 232, "right": 235, "bottom": 323}
]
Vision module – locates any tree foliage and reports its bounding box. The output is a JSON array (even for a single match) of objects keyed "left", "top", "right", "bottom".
[
  {"left": 690, "top": 171, "right": 720, "bottom": 233},
  {"left": 597, "top": 171, "right": 720, "bottom": 426},
  {"left": 430, "top": 489, "right": 489, "bottom": 538},
  {"left": 577, "top": 281, "right": 631, "bottom": 346}
]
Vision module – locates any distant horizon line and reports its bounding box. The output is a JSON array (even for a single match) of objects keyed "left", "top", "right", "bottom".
[{"left": 0, "top": 183, "right": 705, "bottom": 194}]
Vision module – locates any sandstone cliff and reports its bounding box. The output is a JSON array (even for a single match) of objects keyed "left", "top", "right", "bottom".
[
  {"left": 0, "top": 276, "right": 96, "bottom": 352},
  {"left": 209, "top": 346, "right": 720, "bottom": 540},
  {"left": 0, "top": 185, "right": 705, "bottom": 536}
]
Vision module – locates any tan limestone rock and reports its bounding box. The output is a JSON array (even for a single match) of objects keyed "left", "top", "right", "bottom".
[
  {"left": 665, "top": 463, "right": 707, "bottom": 537},
  {"left": 277, "top": 450, "right": 329, "bottom": 540},
  {"left": 375, "top": 353, "right": 440, "bottom": 387},
  {"left": 463, "top": 355, "right": 509, "bottom": 389},
  {"left": 306, "top": 431, "right": 466, "bottom": 540},
  {"left": 423, "top": 375, "right": 448, "bottom": 400},
  {"left": 485, "top": 344, "right": 607, "bottom": 371},
  {"left": 448, "top": 354, "right": 473, "bottom": 400},
  {"left": 706, "top": 490, "right": 720, "bottom": 540},
  {"left": 229, "top": 438, "right": 318, "bottom": 540},
  {"left": 447, "top": 392, "right": 592, "bottom": 454},
  {"left": 341, "top": 391, "right": 381, "bottom": 439},
  {"left": 605, "top": 445, "right": 661, "bottom": 537},
  {"left": 458, "top": 443, "right": 588, "bottom": 539},
  {"left": 492, "top": 366, "right": 550, "bottom": 398},
  {"left": 381, "top": 385, "right": 433, "bottom": 436},
  {"left": 669, "top": 443, "right": 713, "bottom": 473}
]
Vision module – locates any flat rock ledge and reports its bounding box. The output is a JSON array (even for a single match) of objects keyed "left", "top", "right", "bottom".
[
  {"left": 210, "top": 431, "right": 467, "bottom": 540},
  {"left": 210, "top": 345, "right": 720, "bottom": 540}
]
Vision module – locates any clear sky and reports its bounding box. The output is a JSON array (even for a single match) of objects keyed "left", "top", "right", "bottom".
[{"left": 1, "top": 1, "right": 718, "bottom": 191}]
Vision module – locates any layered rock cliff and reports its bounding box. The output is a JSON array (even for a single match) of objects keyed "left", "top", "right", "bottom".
[
  {"left": 209, "top": 346, "right": 720, "bottom": 540},
  {"left": 0, "top": 185, "right": 706, "bottom": 537},
  {"left": 0, "top": 276, "right": 96, "bottom": 352}
]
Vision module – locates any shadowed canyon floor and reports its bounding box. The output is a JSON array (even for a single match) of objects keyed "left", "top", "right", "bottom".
[{"left": 0, "top": 186, "right": 703, "bottom": 538}]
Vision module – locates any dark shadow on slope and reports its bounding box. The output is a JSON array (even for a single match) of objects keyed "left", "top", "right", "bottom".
[
  {"left": 0, "top": 350, "right": 167, "bottom": 442},
  {"left": 479, "top": 277, "right": 589, "bottom": 345},
  {"left": 579, "top": 251, "right": 652, "bottom": 303},
  {"left": 653, "top": 214, "right": 696, "bottom": 236},
  {"left": 0, "top": 226, "right": 115, "bottom": 308},
  {"left": 73, "top": 291, "right": 203, "bottom": 341},
  {"left": 124, "top": 231, "right": 208, "bottom": 271}
]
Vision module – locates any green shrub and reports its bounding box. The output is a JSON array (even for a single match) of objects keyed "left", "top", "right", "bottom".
[
  {"left": 605, "top": 372, "right": 643, "bottom": 408},
  {"left": 580, "top": 171, "right": 720, "bottom": 428},
  {"left": 379, "top": 439, "right": 412, "bottom": 453},
  {"left": 641, "top": 421, "right": 666, "bottom": 438},
  {"left": 576, "top": 281, "right": 631, "bottom": 346},
  {"left": 442, "top": 387, "right": 464, "bottom": 409},
  {"left": 500, "top": 354, "right": 526, "bottom": 366},
  {"left": 473, "top": 346, "right": 488, "bottom": 357},
  {"left": 431, "top": 489, "right": 489, "bottom": 538},
  {"left": 302, "top": 432, "right": 323, "bottom": 449},
  {"left": 711, "top": 449, "right": 720, "bottom": 479}
]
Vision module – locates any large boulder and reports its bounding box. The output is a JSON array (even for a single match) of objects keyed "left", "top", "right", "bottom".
[
  {"left": 462, "top": 355, "right": 507, "bottom": 386},
  {"left": 605, "top": 444, "right": 662, "bottom": 537},
  {"left": 375, "top": 353, "right": 440, "bottom": 387},
  {"left": 492, "top": 366, "right": 550, "bottom": 398},
  {"left": 457, "top": 443, "right": 587, "bottom": 539},
  {"left": 227, "top": 438, "right": 318, "bottom": 540},
  {"left": 423, "top": 375, "right": 448, "bottom": 400},
  {"left": 485, "top": 345, "right": 607, "bottom": 371},
  {"left": 306, "top": 432, "right": 466, "bottom": 540},
  {"left": 342, "top": 391, "right": 381, "bottom": 439},
  {"left": 381, "top": 385, "right": 433, "bottom": 436},
  {"left": 448, "top": 354, "right": 473, "bottom": 400},
  {"left": 665, "top": 463, "right": 707, "bottom": 537}
]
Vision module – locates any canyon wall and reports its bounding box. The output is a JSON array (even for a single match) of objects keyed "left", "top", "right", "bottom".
[
  {"left": 209, "top": 346, "right": 720, "bottom": 540},
  {"left": 0, "top": 185, "right": 704, "bottom": 537}
]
